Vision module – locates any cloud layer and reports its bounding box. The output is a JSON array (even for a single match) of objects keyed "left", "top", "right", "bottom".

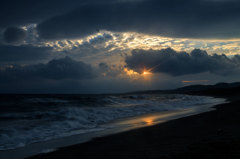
[
  {"left": 0, "top": 48, "right": 240, "bottom": 93},
  {"left": 36, "top": 0, "right": 240, "bottom": 39},
  {"left": 0, "top": 0, "right": 125, "bottom": 29},
  {"left": 3, "top": 27, "right": 27, "bottom": 43},
  {"left": 1, "top": 0, "right": 240, "bottom": 93},
  {"left": 125, "top": 48, "right": 240, "bottom": 76},
  {"left": 0, "top": 56, "right": 94, "bottom": 81},
  {"left": 0, "top": 45, "right": 52, "bottom": 63}
]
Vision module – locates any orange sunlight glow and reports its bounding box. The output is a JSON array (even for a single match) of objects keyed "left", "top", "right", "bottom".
[
  {"left": 123, "top": 67, "right": 153, "bottom": 81},
  {"left": 142, "top": 66, "right": 153, "bottom": 76},
  {"left": 124, "top": 68, "right": 153, "bottom": 77},
  {"left": 124, "top": 68, "right": 140, "bottom": 76},
  {"left": 143, "top": 71, "right": 152, "bottom": 75},
  {"left": 143, "top": 117, "right": 154, "bottom": 126}
]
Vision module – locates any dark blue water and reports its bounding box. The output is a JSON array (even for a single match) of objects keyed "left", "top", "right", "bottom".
[{"left": 0, "top": 93, "right": 222, "bottom": 150}]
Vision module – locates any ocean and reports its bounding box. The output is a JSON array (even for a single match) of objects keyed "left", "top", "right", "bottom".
[{"left": 0, "top": 93, "right": 225, "bottom": 156}]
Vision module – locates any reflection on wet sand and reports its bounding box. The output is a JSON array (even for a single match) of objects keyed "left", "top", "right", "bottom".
[
  {"left": 112, "top": 109, "right": 196, "bottom": 130},
  {"left": 144, "top": 117, "right": 154, "bottom": 126}
]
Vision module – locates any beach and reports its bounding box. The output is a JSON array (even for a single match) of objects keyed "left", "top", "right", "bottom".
[
  {"left": 29, "top": 93, "right": 240, "bottom": 159},
  {"left": 1, "top": 0, "right": 240, "bottom": 158}
]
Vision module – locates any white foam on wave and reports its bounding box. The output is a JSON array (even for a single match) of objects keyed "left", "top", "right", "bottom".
[{"left": 0, "top": 94, "right": 224, "bottom": 150}]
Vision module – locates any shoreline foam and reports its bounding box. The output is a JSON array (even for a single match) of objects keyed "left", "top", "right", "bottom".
[{"left": 0, "top": 96, "right": 226, "bottom": 159}]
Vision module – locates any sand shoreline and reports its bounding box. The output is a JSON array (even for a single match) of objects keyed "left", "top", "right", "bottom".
[
  {"left": 28, "top": 94, "right": 240, "bottom": 159},
  {"left": 0, "top": 96, "right": 225, "bottom": 159}
]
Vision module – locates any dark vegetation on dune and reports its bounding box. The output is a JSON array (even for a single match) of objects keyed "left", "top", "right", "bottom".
[{"left": 137, "top": 82, "right": 240, "bottom": 100}]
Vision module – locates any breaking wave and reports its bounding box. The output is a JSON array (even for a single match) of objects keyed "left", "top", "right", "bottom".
[{"left": 0, "top": 94, "right": 222, "bottom": 150}]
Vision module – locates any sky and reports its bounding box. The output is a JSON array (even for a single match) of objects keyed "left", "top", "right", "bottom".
[{"left": 1, "top": 0, "right": 240, "bottom": 93}]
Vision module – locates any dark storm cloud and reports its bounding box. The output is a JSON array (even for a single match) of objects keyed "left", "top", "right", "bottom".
[
  {"left": 0, "top": 0, "right": 122, "bottom": 29},
  {"left": 41, "top": 57, "right": 95, "bottom": 80},
  {"left": 99, "top": 62, "right": 109, "bottom": 71},
  {"left": 0, "top": 56, "right": 94, "bottom": 81},
  {"left": 3, "top": 27, "right": 27, "bottom": 43},
  {"left": 98, "top": 62, "right": 122, "bottom": 77},
  {"left": 0, "top": 45, "right": 52, "bottom": 62},
  {"left": 0, "top": 0, "right": 73, "bottom": 28},
  {"left": 125, "top": 48, "right": 240, "bottom": 76},
  {"left": 37, "top": 0, "right": 240, "bottom": 39}
]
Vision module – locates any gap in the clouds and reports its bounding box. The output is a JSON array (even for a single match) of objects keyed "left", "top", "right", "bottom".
[
  {"left": 1, "top": 28, "right": 240, "bottom": 93},
  {"left": 18, "top": 30, "right": 240, "bottom": 72},
  {"left": 3, "top": 27, "right": 239, "bottom": 64},
  {"left": 16, "top": 27, "right": 240, "bottom": 58}
]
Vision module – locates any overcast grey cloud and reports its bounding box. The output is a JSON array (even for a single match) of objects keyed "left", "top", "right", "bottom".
[
  {"left": 125, "top": 48, "right": 240, "bottom": 76},
  {"left": 1, "top": 0, "right": 240, "bottom": 93},
  {"left": 0, "top": 0, "right": 120, "bottom": 28},
  {"left": 0, "top": 47, "right": 240, "bottom": 93},
  {"left": 0, "top": 56, "right": 100, "bottom": 93},
  {"left": 0, "top": 44, "right": 53, "bottom": 63},
  {"left": 0, "top": 56, "right": 94, "bottom": 82},
  {"left": 36, "top": 0, "right": 240, "bottom": 39},
  {"left": 0, "top": 56, "right": 179, "bottom": 93},
  {"left": 3, "top": 27, "right": 27, "bottom": 44}
]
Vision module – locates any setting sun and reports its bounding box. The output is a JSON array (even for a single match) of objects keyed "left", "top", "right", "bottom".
[{"left": 143, "top": 71, "right": 152, "bottom": 75}]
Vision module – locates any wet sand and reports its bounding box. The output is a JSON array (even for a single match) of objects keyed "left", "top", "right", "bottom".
[{"left": 29, "top": 94, "right": 240, "bottom": 159}]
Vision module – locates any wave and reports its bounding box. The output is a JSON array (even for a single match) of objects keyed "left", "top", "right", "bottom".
[{"left": 0, "top": 94, "right": 221, "bottom": 150}]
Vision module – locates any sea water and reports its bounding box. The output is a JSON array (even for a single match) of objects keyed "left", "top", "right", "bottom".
[{"left": 0, "top": 93, "right": 225, "bottom": 152}]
